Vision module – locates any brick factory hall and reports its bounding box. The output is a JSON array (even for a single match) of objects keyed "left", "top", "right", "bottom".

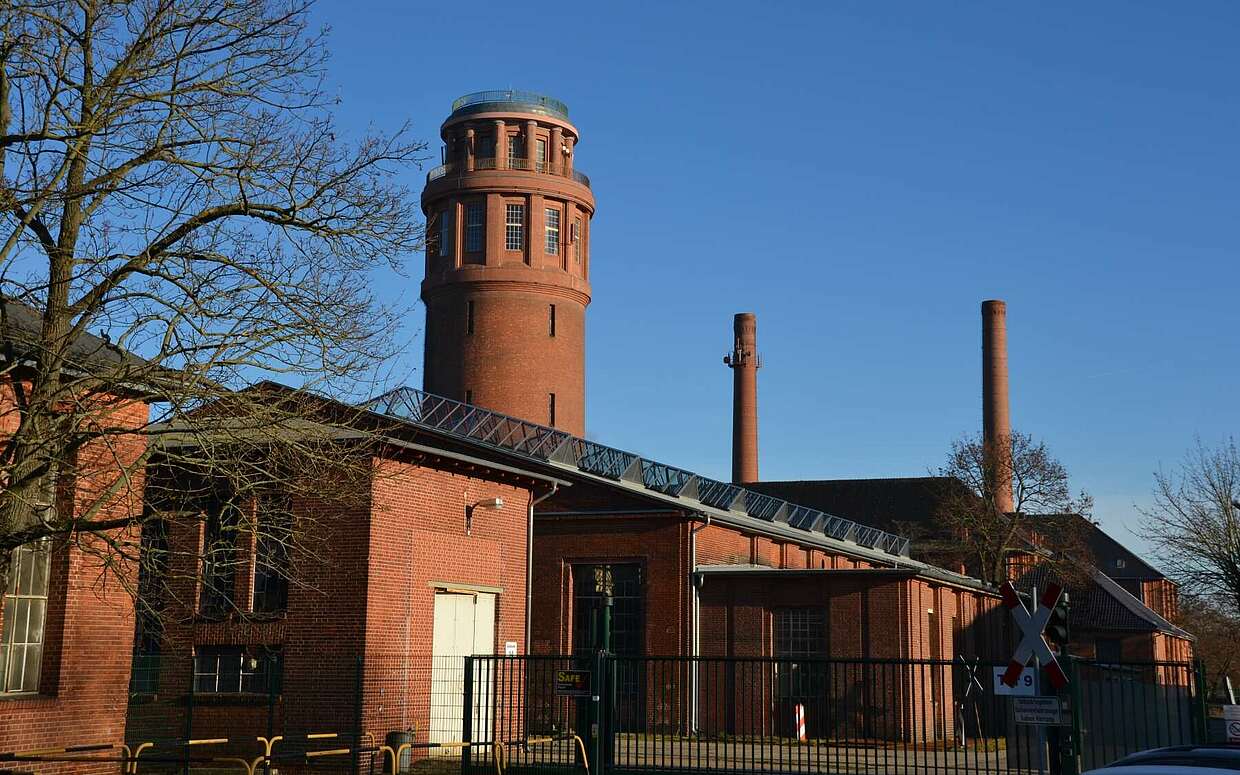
[{"left": 7, "top": 89, "right": 1191, "bottom": 761}]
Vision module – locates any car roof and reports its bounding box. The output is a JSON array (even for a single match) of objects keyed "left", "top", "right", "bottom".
[{"left": 1105, "top": 746, "right": 1240, "bottom": 771}]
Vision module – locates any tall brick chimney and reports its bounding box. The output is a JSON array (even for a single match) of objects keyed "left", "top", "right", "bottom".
[
  {"left": 725, "top": 312, "right": 760, "bottom": 484},
  {"left": 982, "top": 299, "right": 1014, "bottom": 513}
]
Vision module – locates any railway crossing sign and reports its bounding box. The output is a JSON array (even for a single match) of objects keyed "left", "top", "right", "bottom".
[
  {"left": 958, "top": 655, "right": 985, "bottom": 697},
  {"left": 1000, "top": 581, "right": 1069, "bottom": 689}
]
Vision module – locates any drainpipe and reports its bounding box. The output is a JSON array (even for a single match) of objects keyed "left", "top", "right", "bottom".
[
  {"left": 527, "top": 482, "right": 558, "bottom": 654},
  {"left": 689, "top": 513, "right": 711, "bottom": 731}
]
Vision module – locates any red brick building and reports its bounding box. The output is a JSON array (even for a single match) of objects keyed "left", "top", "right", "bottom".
[
  {"left": 126, "top": 386, "right": 564, "bottom": 754},
  {"left": 357, "top": 387, "right": 1005, "bottom": 744},
  {"left": 0, "top": 302, "right": 149, "bottom": 767}
]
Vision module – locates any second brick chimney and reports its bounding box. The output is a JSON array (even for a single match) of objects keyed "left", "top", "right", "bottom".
[
  {"left": 982, "top": 299, "right": 1014, "bottom": 513},
  {"left": 725, "top": 312, "right": 760, "bottom": 484}
]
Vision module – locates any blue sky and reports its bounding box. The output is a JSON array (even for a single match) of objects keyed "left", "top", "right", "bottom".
[{"left": 314, "top": 1, "right": 1240, "bottom": 552}]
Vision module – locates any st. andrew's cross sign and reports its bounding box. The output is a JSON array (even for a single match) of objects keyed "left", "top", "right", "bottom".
[{"left": 1000, "top": 580, "right": 1069, "bottom": 690}]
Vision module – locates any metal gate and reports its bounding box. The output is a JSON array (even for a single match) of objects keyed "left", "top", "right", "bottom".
[{"left": 461, "top": 655, "right": 1207, "bottom": 775}]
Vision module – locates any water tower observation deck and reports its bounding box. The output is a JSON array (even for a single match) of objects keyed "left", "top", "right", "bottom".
[{"left": 448, "top": 90, "right": 570, "bottom": 121}]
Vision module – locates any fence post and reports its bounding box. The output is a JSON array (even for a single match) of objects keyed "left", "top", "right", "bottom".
[
  {"left": 1065, "top": 656, "right": 1083, "bottom": 775},
  {"left": 461, "top": 656, "right": 475, "bottom": 775},
  {"left": 265, "top": 652, "right": 277, "bottom": 775},
  {"left": 183, "top": 656, "right": 194, "bottom": 775},
  {"left": 591, "top": 650, "right": 606, "bottom": 775},
  {"left": 1193, "top": 659, "right": 1209, "bottom": 744},
  {"left": 352, "top": 655, "right": 364, "bottom": 775}
]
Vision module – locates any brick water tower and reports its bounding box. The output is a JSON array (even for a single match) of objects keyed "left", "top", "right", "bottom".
[{"left": 421, "top": 91, "right": 595, "bottom": 435}]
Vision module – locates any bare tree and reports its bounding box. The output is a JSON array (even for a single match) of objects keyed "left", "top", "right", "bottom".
[
  {"left": 1139, "top": 438, "right": 1240, "bottom": 619},
  {"left": 936, "top": 430, "right": 1094, "bottom": 585},
  {"left": 0, "top": 0, "right": 425, "bottom": 597},
  {"left": 1173, "top": 593, "right": 1240, "bottom": 701}
]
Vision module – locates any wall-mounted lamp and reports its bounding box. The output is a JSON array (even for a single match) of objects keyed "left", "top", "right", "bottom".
[{"left": 465, "top": 497, "right": 504, "bottom": 535}]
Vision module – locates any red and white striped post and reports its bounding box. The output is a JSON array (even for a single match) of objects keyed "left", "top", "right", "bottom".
[{"left": 794, "top": 703, "right": 807, "bottom": 743}]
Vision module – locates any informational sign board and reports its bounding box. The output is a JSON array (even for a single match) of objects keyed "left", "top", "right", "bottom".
[
  {"left": 555, "top": 669, "right": 591, "bottom": 697},
  {"left": 994, "top": 666, "right": 1036, "bottom": 696},
  {"left": 1224, "top": 705, "right": 1240, "bottom": 743},
  {"left": 1014, "top": 697, "right": 1067, "bottom": 726},
  {"left": 504, "top": 641, "right": 518, "bottom": 656}
]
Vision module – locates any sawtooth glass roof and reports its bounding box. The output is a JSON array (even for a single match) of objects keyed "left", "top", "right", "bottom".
[{"left": 366, "top": 387, "right": 912, "bottom": 558}]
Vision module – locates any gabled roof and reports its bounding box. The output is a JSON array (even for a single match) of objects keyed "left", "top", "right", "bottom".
[
  {"left": 358, "top": 389, "right": 1005, "bottom": 591},
  {"left": 365, "top": 388, "right": 915, "bottom": 553},
  {"left": 1042, "top": 513, "right": 1165, "bottom": 580},
  {"left": 752, "top": 478, "right": 1169, "bottom": 584},
  {"left": 0, "top": 297, "right": 148, "bottom": 373},
  {"left": 747, "top": 477, "right": 975, "bottom": 533},
  {"left": 1013, "top": 563, "right": 1189, "bottom": 639}
]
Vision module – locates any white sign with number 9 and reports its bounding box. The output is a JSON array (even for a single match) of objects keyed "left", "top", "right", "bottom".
[{"left": 993, "top": 666, "right": 1036, "bottom": 696}]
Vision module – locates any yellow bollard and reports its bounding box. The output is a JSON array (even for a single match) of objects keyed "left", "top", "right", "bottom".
[{"left": 128, "top": 741, "right": 153, "bottom": 775}]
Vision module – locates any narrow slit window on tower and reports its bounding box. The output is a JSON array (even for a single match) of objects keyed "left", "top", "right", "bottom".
[
  {"left": 545, "top": 207, "right": 560, "bottom": 255},
  {"left": 536, "top": 138, "right": 547, "bottom": 171},
  {"left": 466, "top": 300, "right": 475, "bottom": 335},
  {"left": 439, "top": 207, "right": 453, "bottom": 258},
  {"left": 549, "top": 304, "right": 556, "bottom": 337},
  {"left": 549, "top": 393, "right": 556, "bottom": 427},
  {"left": 573, "top": 218, "right": 582, "bottom": 264},
  {"left": 465, "top": 202, "right": 484, "bottom": 252},
  {"left": 505, "top": 204, "right": 524, "bottom": 250}
]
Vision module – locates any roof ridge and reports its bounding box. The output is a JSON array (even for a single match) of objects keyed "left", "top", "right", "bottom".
[
  {"left": 1091, "top": 569, "right": 1192, "bottom": 639},
  {"left": 365, "top": 386, "right": 923, "bottom": 563}
]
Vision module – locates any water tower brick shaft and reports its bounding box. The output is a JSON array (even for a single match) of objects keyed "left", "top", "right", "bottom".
[
  {"left": 420, "top": 92, "right": 594, "bottom": 435},
  {"left": 725, "top": 312, "right": 760, "bottom": 484},
  {"left": 982, "top": 299, "right": 1014, "bottom": 513}
]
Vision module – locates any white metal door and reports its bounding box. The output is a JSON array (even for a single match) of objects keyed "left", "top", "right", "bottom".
[{"left": 429, "top": 592, "right": 495, "bottom": 750}]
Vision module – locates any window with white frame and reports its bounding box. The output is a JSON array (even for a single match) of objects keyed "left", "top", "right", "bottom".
[
  {"left": 2, "top": 541, "right": 50, "bottom": 694},
  {"left": 438, "top": 207, "right": 453, "bottom": 258},
  {"left": 573, "top": 218, "right": 583, "bottom": 264},
  {"left": 505, "top": 204, "right": 524, "bottom": 250},
  {"left": 545, "top": 207, "right": 560, "bottom": 255},
  {"left": 507, "top": 135, "right": 522, "bottom": 164},
  {"left": 536, "top": 139, "right": 547, "bottom": 171},
  {"left": 465, "top": 202, "right": 484, "bottom": 253}
]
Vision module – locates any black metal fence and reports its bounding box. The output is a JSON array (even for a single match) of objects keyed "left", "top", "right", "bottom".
[
  {"left": 462, "top": 655, "right": 1206, "bottom": 775},
  {"left": 125, "top": 653, "right": 477, "bottom": 775},
  {"left": 48, "top": 652, "right": 1197, "bottom": 775},
  {"left": 1075, "top": 660, "right": 1201, "bottom": 771}
]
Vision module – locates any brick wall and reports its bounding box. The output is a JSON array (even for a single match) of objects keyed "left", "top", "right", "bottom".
[
  {"left": 0, "top": 386, "right": 148, "bottom": 771},
  {"left": 533, "top": 512, "right": 999, "bottom": 664},
  {"left": 128, "top": 450, "right": 536, "bottom": 761},
  {"left": 531, "top": 514, "right": 687, "bottom": 656}
]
